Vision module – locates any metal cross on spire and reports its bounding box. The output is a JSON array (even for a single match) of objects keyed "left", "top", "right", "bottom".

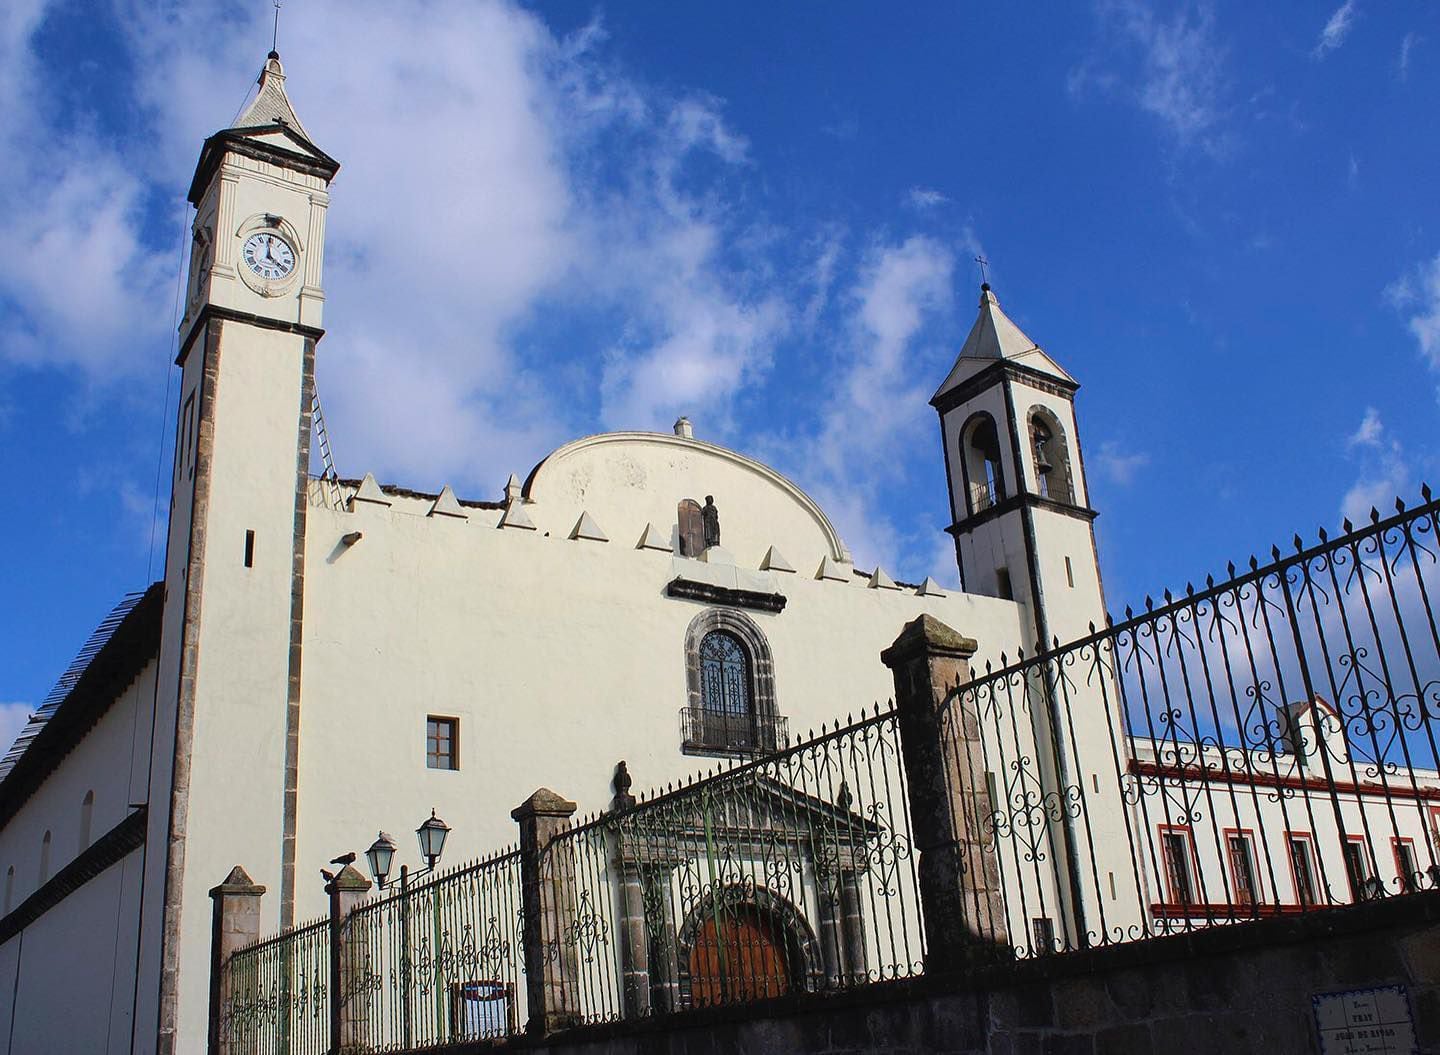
[
  {"left": 272, "top": 1, "right": 282, "bottom": 54},
  {"left": 975, "top": 255, "right": 991, "bottom": 287}
]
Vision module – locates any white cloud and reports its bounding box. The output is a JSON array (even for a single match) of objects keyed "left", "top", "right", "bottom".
[
  {"left": 1313, "top": 1, "right": 1359, "bottom": 59},
  {"left": 907, "top": 187, "right": 948, "bottom": 210},
  {"left": 1346, "top": 406, "right": 1383, "bottom": 448},
  {"left": 1340, "top": 408, "right": 1412, "bottom": 523},
  {"left": 1094, "top": 440, "right": 1152, "bottom": 485},
  {"left": 1398, "top": 32, "right": 1421, "bottom": 80},
  {"left": 1074, "top": 0, "right": 1231, "bottom": 155},
  {"left": 772, "top": 235, "right": 958, "bottom": 576},
  {"left": 1386, "top": 253, "right": 1440, "bottom": 370},
  {"left": 0, "top": 702, "right": 31, "bottom": 756},
  {"left": 0, "top": 1, "right": 815, "bottom": 492}
]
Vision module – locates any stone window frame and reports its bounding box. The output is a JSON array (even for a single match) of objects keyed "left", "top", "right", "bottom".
[{"left": 683, "top": 608, "right": 778, "bottom": 741}]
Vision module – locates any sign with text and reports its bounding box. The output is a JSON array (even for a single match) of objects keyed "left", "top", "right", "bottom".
[{"left": 1312, "top": 985, "right": 1417, "bottom": 1055}]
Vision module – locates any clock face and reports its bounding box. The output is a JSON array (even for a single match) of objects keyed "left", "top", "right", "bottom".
[{"left": 241, "top": 232, "right": 296, "bottom": 281}]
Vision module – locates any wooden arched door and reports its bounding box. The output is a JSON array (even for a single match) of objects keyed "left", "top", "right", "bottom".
[{"left": 688, "top": 905, "right": 792, "bottom": 1007}]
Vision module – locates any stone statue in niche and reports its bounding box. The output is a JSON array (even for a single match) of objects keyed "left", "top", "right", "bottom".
[
  {"left": 677, "top": 498, "right": 704, "bottom": 557},
  {"left": 702, "top": 495, "right": 721, "bottom": 550}
]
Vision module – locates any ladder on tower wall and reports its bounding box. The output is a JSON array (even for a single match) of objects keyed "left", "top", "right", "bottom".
[{"left": 311, "top": 392, "right": 344, "bottom": 509}]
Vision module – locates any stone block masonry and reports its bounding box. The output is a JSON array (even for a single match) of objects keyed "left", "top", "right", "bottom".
[{"left": 463, "top": 891, "right": 1440, "bottom": 1055}]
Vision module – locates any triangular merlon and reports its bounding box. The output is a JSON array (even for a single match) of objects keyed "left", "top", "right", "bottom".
[
  {"left": 570, "top": 511, "right": 609, "bottom": 542},
  {"left": 428, "top": 486, "right": 466, "bottom": 519}
]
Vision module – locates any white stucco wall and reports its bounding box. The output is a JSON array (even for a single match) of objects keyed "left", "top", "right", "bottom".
[
  {"left": 0, "top": 657, "right": 155, "bottom": 1055},
  {"left": 290, "top": 437, "right": 1032, "bottom": 925}
]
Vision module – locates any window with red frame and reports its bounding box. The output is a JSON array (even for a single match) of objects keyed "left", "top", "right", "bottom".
[
  {"left": 1226, "top": 832, "right": 1259, "bottom": 907},
  {"left": 1287, "top": 835, "right": 1318, "bottom": 907},
  {"left": 1161, "top": 830, "right": 1197, "bottom": 905},
  {"left": 1343, "top": 838, "right": 1373, "bottom": 901},
  {"left": 1394, "top": 839, "right": 1420, "bottom": 893}
]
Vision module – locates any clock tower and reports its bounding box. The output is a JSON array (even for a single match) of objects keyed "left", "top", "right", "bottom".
[{"left": 139, "top": 52, "right": 339, "bottom": 1055}]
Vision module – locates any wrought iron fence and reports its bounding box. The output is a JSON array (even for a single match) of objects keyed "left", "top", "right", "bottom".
[
  {"left": 540, "top": 707, "right": 922, "bottom": 1026},
  {"left": 219, "top": 915, "right": 329, "bottom": 1055},
  {"left": 946, "top": 490, "right": 1440, "bottom": 960},
  {"left": 215, "top": 491, "right": 1440, "bottom": 1049},
  {"left": 340, "top": 846, "right": 525, "bottom": 1050}
]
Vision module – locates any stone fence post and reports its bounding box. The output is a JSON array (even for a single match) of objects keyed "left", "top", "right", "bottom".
[
  {"left": 881, "top": 614, "right": 1008, "bottom": 971},
  {"left": 208, "top": 866, "right": 265, "bottom": 1055},
  {"left": 513, "top": 788, "right": 581, "bottom": 1035},
  {"left": 327, "top": 863, "right": 373, "bottom": 1054}
]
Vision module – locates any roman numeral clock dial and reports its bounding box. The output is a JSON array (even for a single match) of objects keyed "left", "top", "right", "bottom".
[{"left": 241, "top": 231, "right": 296, "bottom": 281}]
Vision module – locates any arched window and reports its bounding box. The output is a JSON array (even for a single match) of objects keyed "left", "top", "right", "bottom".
[
  {"left": 961, "top": 413, "right": 1006, "bottom": 514},
  {"left": 683, "top": 609, "right": 781, "bottom": 754},
  {"left": 700, "top": 632, "right": 751, "bottom": 718},
  {"left": 1028, "top": 407, "right": 1075, "bottom": 505},
  {"left": 39, "top": 831, "right": 51, "bottom": 885},
  {"left": 80, "top": 790, "right": 95, "bottom": 850}
]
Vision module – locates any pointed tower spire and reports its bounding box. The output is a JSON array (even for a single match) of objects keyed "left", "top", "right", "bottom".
[
  {"left": 232, "top": 51, "right": 313, "bottom": 139},
  {"left": 931, "top": 284, "right": 1074, "bottom": 406}
]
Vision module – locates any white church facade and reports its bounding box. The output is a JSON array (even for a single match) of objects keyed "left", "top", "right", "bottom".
[{"left": 2, "top": 51, "right": 1437, "bottom": 1055}]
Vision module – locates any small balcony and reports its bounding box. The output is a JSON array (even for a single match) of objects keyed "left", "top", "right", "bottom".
[{"left": 680, "top": 707, "right": 788, "bottom": 756}]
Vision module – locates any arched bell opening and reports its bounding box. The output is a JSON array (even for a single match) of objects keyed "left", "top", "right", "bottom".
[
  {"left": 1027, "top": 406, "right": 1076, "bottom": 505},
  {"left": 960, "top": 412, "right": 1007, "bottom": 515}
]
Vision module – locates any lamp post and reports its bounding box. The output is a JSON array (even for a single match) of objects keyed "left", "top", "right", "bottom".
[{"left": 363, "top": 809, "right": 452, "bottom": 1049}]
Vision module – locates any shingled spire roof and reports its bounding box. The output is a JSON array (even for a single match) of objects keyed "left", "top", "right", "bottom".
[
  {"left": 931, "top": 284, "right": 1074, "bottom": 405},
  {"left": 233, "top": 51, "right": 312, "bottom": 139}
]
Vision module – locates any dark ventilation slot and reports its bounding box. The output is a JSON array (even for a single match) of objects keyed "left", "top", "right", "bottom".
[{"left": 244, "top": 530, "right": 255, "bottom": 569}]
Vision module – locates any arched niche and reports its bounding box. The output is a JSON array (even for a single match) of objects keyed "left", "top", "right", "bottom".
[
  {"left": 1027, "top": 405, "right": 1076, "bottom": 505},
  {"left": 80, "top": 790, "right": 95, "bottom": 850},
  {"left": 960, "top": 412, "right": 1007, "bottom": 515}
]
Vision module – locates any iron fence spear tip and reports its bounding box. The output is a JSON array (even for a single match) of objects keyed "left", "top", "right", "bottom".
[
  {"left": 1396, "top": 496, "right": 1406, "bottom": 512},
  {"left": 1422, "top": 482, "right": 1432, "bottom": 500},
  {"left": 1343, "top": 518, "right": 1354, "bottom": 532},
  {"left": 1249, "top": 555, "right": 1259, "bottom": 570},
  {"left": 1318, "top": 527, "right": 1329, "bottom": 542},
  {"left": 1370, "top": 506, "right": 1381, "bottom": 522}
]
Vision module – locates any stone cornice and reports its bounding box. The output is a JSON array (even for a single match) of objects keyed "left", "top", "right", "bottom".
[
  {"left": 188, "top": 127, "right": 339, "bottom": 205},
  {"left": 946, "top": 492, "right": 1098, "bottom": 536},
  {"left": 931, "top": 359, "right": 1080, "bottom": 415},
  {"left": 178, "top": 304, "right": 326, "bottom": 366},
  {"left": 666, "top": 578, "right": 788, "bottom": 613}
]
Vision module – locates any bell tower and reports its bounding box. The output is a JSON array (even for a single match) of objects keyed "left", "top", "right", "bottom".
[
  {"left": 932, "top": 284, "right": 1107, "bottom": 650},
  {"left": 139, "top": 53, "right": 339, "bottom": 1055}
]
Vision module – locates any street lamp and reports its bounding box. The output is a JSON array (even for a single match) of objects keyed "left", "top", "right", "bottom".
[
  {"left": 364, "top": 831, "right": 398, "bottom": 888},
  {"left": 363, "top": 808, "right": 452, "bottom": 1051},
  {"left": 364, "top": 809, "right": 452, "bottom": 890},
  {"left": 416, "top": 809, "right": 451, "bottom": 869}
]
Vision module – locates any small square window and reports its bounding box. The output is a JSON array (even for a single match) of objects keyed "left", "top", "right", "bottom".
[{"left": 427, "top": 717, "right": 458, "bottom": 771}]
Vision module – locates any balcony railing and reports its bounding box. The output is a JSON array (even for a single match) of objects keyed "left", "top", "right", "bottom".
[{"left": 680, "top": 706, "right": 788, "bottom": 755}]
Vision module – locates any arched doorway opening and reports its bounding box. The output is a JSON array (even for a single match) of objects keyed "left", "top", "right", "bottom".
[
  {"left": 676, "top": 887, "right": 819, "bottom": 1009},
  {"left": 688, "top": 904, "right": 793, "bottom": 1006}
]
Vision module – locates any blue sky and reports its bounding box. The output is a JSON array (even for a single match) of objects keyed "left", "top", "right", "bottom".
[{"left": 2, "top": 0, "right": 1437, "bottom": 750}]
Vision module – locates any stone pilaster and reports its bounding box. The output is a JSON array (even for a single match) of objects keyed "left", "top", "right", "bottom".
[
  {"left": 327, "top": 864, "right": 373, "bottom": 1054},
  {"left": 513, "top": 788, "right": 580, "bottom": 1035},
  {"left": 208, "top": 866, "right": 265, "bottom": 1055},
  {"left": 881, "top": 614, "right": 1008, "bottom": 970},
  {"left": 839, "top": 869, "right": 869, "bottom": 983}
]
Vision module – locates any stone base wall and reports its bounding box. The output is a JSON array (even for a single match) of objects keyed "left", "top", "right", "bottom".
[{"left": 479, "top": 893, "right": 1440, "bottom": 1055}]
